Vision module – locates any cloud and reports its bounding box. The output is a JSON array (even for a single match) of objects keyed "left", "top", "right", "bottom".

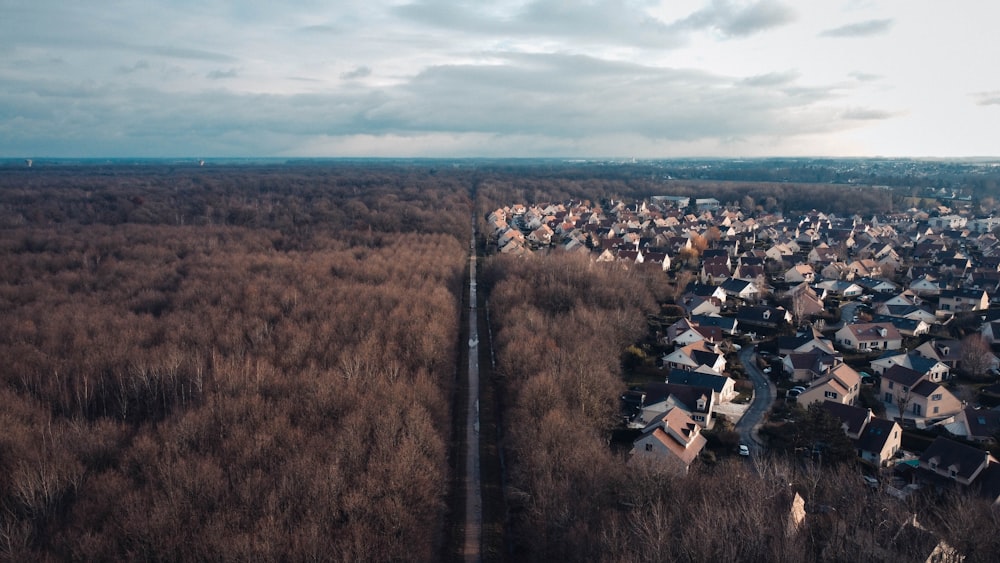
[
  {"left": 848, "top": 71, "right": 881, "bottom": 82},
  {"left": 118, "top": 60, "right": 151, "bottom": 74},
  {"left": 340, "top": 66, "right": 372, "bottom": 80},
  {"left": 841, "top": 108, "right": 896, "bottom": 120},
  {"left": 207, "top": 68, "right": 239, "bottom": 80},
  {"left": 678, "top": 0, "right": 796, "bottom": 37},
  {"left": 973, "top": 91, "right": 1000, "bottom": 106},
  {"left": 741, "top": 70, "right": 800, "bottom": 87},
  {"left": 395, "top": 0, "right": 687, "bottom": 49},
  {"left": 0, "top": 51, "right": 860, "bottom": 158},
  {"left": 820, "top": 18, "right": 892, "bottom": 38}
]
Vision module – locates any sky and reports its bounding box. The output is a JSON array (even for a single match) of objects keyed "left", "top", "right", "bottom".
[{"left": 2, "top": 0, "right": 999, "bottom": 159}]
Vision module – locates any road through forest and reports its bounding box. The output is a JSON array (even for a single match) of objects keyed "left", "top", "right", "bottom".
[{"left": 462, "top": 232, "right": 483, "bottom": 562}]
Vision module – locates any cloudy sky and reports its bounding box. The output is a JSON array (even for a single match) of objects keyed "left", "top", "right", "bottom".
[{"left": 2, "top": 1, "right": 998, "bottom": 158}]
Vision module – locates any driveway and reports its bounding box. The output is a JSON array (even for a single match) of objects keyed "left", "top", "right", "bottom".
[{"left": 735, "top": 346, "right": 777, "bottom": 454}]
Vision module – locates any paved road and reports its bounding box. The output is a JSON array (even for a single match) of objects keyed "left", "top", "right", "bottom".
[
  {"left": 463, "top": 234, "right": 482, "bottom": 563},
  {"left": 736, "top": 346, "right": 777, "bottom": 454}
]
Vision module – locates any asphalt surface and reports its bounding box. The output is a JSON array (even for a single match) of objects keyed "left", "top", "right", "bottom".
[
  {"left": 735, "top": 346, "right": 777, "bottom": 454},
  {"left": 463, "top": 236, "right": 483, "bottom": 563}
]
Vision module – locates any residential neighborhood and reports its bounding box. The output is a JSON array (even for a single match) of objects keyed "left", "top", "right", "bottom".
[{"left": 487, "top": 193, "right": 1000, "bottom": 530}]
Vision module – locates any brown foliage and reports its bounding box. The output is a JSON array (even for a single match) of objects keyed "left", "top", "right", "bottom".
[{"left": 0, "top": 165, "right": 469, "bottom": 560}]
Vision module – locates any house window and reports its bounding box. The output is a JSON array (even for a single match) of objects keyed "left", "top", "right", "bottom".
[
  {"left": 645, "top": 443, "right": 653, "bottom": 452},
  {"left": 888, "top": 381, "right": 894, "bottom": 389},
  {"left": 913, "top": 404, "right": 922, "bottom": 415},
  {"left": 693, "top": 415, "right": 705, "bottom": 422},
  {"left": 950, "top": 469, "right": 957, "bottom": 478},
  {"left": 934, "top": 406, "right": 939, "bottom": 414},
  {"left": 824, "top": 391, "right": 838, "bottom": 399},
  {"left": 902, "top": 386, "right": 909, "bottom": 393}
]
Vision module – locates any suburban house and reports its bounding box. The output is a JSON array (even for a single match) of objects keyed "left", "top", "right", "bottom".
[
  {"left": 820, "top": 401, "right": 902, "bottom": 467},
  {"left": 665, "top": 368, "right": 738, "bottom": 403},
  {"left": 630, "top": 382, "right": 716, "bottom": 429},
  {"left": 719, "top": 277, "right": 759, "bottom": 301},
  {"left": 919, "top": 436, "right": 998, "bottom": 486},
  {"left": 737, "top": 305, "right": 792, "bottom": 330},
  {"left": 938, "top": 288, "right": 990, "bottom": 314},
  {"left": 870, "top": 351, "right": 949, "bottom": 381},
  {"left": 679, "top": 294, "right": 723, "bottom": 316},
  {"left": 782, "top": 351, "right": 842, "bottom": 383},
  {"left": 879, "top": 365, "right": 962, "bottom": 422},
  {"left": 914, "top": 338, "right": 1000, "bottom": 375},
  {"left": 834, "top": 323, "right": 903, "bottom": 352},
  {"left": 661, "top": 341, "right": 727, "bottom": 374},
  {"left": 784, "top": 264, "right": 816, "bottom": 284},
  {"left": 787, "top": 282, "right": 826, "bottom": 319},
  {"left": 857, "top": 417, "right": 903, "bottom": 467},
  {"left": 814, "top": 279, "right": 864, "bottom": 299},
  {"left": 869, "top": 314, "right": 931, "bottom": 337},
  {"left": 796, "top": 363, "right": 862, "bottom": 408},
  {"left": 778, "top": 326, "right": 836, "bottom": 355},
  {"left": 630, "top": 407, "right": 708, "bottom": 475},
  {"left": 953, "top": 407, "right": 1000, "bottom": 443},
  {"left": 690, "top": 314, "right": 739, "bottom": 336}
]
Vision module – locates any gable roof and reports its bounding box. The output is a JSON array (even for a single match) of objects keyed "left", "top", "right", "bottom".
[
  {"left": 856, "top": 417, "right": 899, "bottom": 454},
  {"left": 963, "top": 407, "right": 1000, "bottom": 440},
  {"left": 882, "top": 365, "right": 925, "bottom": 387},
  {"left": 820, "top": 400, "right": 871, "bottom": 436},
  {"left": 666, "top": 369, "right": 732, "bottom": 394},
  {"left": 920, "top": 436, "right": 992, "bottom": 482}
]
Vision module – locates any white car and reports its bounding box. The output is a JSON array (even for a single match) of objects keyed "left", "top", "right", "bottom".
[{"left": 739, "top": 444, "right": 750, "bottom": 456}]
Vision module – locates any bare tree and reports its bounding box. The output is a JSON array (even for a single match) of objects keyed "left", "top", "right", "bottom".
[{"left": 960, "top": 334, "right": 993, "bottom": 380}]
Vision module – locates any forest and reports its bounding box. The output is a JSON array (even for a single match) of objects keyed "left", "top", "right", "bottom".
[
  {"left": 3, "top": 160, "right": 1000, "bottom": 561},
  {"left": 0, "top": 164, "right": 470, "bottom": 560}
]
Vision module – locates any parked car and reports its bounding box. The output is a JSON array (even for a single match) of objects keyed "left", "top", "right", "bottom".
[
  {"left": 787, "top": 388, "right": 803, "bottom": 398},
  {"left": 791, "top": 386, "right": 807, "bottom": 393},
  {"left": 739, "top": 444, "right": 750, "bottom": 456}
]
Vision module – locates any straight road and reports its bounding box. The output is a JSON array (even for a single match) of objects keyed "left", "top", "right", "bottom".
[{"left": 463, "top": 233, "right": 482, "bottom": 563}]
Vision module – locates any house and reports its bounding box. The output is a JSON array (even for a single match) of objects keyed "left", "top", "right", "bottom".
[
  {"left": 787, "top": 282, "right": 826, "bottom": 319},
  {"left": 700, "top": 261, "right": 732, "bottom": 285},
  {"left": 797, "top": 363, "right": 862, "bottom": 408},
  {"left": 737, "top": 305, "right": 792, "bottom": 330},
  {"left": 879, "top": 365, "right": 962, "bottom": 421},
  {"left": 719, "top": 277, "right": 759, "bottom": 301},
  {"left": 875, "top": 304, "right": 938, "bottom": 325},
  {"left": 870, "top": 351, "right": 949, "bottom": 381},
  {"left": 938, "top": 288, "right": 990, "bottom": 314},
  {"left": 857, "top": 417, "right": 903, "bottom": 467},
  {"left": 527, "top": 224, "right": 554, "bottom": 245},
  {"left": 919, "top": 436, "right": 996, "bottom": 486},
  {"left": 678, "top": 294, "right": 722, "bottom": 317},
  {"left": 784, "top": 264, "right": 816, "bottom": 284},
  {"left": 777, "top": 326, "right": 836, "bottom": 355},
  {"left": 631, "top": 382, "right": 716, "bottom": 429},
  {"left": 665, "top": 369, "right": 738, "bottom": 403},
  {"left": 630, "top": 407, "right": 708, "bottom": 475},
  {"left": 854, "top": 277, "right": 899, "bottom": 294},
  {"left": 690, "top": 314, "right": 739, "bottom": 336},
  {"left": 914, "top": 338, "right": 1000, "bottom": 374},
  {"left": 661, "top": 341, "right": 727, "bottom": 374},
  {"left": 782, "top": 351, "right": 842, "bottom": 383},
  {"left": 908, "top": 380, "right": 963, "bottom": 420},
  {"left": 869, "top": 314, "right": 931, "bottom": 337},
  {"left": 820, "top": 400, "right": 871, "bottom": 439},
  {"left": 820, "top": 401, "right": 903, "bottom": 467},
  {"left": 814, "top": 279, "right": 864, "bottom": 299},
  {"left": 954, "top": 407, "right": 1000, "bottom": 443},
  {"left": 835, "top": 323, "right": 903, "bottom": 352}
]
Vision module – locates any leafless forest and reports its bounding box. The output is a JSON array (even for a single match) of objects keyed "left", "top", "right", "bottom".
[
  {"left": 2, "top": 163, "right": 999, "bottom": 562},
  {"left": 0, "top": 164, "right": 469, "bottom": 560}
]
